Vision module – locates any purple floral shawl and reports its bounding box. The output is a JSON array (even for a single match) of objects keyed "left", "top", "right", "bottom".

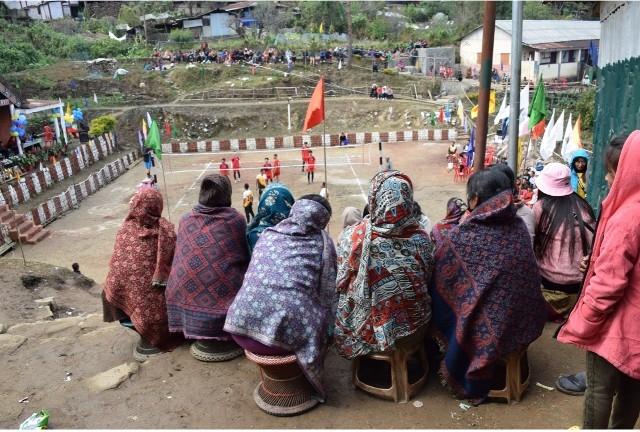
[{"left": 224, "top": 199, "right": 337, "bottom": 401}]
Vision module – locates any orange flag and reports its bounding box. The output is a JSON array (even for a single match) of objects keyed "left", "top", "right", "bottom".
[
  {"left": 531, "top": 119, "right": 546, "bottom": 139},
  {"left": 302, "top": 78, "right": 325, "bottom": 131}
]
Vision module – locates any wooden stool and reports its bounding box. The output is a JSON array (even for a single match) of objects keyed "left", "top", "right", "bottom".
[
  {"left": 488, "top": 349, "right": 530, "bottom": 403},
  {"left": 352, "top": 331, "right": 429, "bottom": 403},
  {"left": 244, "top": 350, "right": 319, "bottom": 417}
]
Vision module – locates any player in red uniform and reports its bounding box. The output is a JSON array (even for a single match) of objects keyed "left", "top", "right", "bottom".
[
  {"left": 301, "top": 143, "right": 310, "bottom": 173},
  {"left": 272, "top": 154, "right": 281, "bottom": 183},
  {"left": 219, "top": 158, "right": 230, "bottom": 177},
  {"left": 231, "top": 154, "right": 241, "bottom": 183},
  {"left": 262, "top": 157, "right": 273, "bottom": 183},
  {"left": 306, "top": 150, "right": 316, "bottom": 184}
]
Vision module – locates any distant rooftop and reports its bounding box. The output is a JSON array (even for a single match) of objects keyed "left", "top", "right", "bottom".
[{"left": 495, "top": 20, "right": 600, "bottom": 47}]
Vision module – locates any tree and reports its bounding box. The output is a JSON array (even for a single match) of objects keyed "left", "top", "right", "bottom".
[
  {"left": 344, "top": 0, "right": 352, "bottom": 68},
  {"left": 253, "top": 1, "right": 291, "bottom": 39},
  {"left": 298, "top": 1, "right": 346, "bottom": 33}
]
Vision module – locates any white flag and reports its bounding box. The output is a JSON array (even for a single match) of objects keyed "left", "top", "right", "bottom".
[
  {"left": 493, "top": 92, "right": 510, "bottom": 125},
  {"left": 146, "top": 112, "right": 153, "bottom": 128},
  {"left": 539, "top": 109, "right": 556, "bottom": 161},
  {"left": 561, "top": 113, "right": 573, "bottom": 162},
  {"left": 93, "top": 92, "right": 98, "bottom": 104},
  {"left": 338, "top": 59, "right": 342, "bottom": 70},
  {"left": 518, "top": 83, "right": 530, "bottom": 136},
  {"left": 553, "top": 110, "right": 565, "bottom": 143}
]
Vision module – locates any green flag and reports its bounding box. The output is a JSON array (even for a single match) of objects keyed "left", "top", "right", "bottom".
[
  {"left": 528, "top": 77, "right": 546, "bottom": 129},
  {"left": 144, "top": 120, "right": 162, "bottom": 159}
]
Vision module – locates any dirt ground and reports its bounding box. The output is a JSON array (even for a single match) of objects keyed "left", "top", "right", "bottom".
[{"left": 0, "top": 141, "right": 599, "bottom": 429}]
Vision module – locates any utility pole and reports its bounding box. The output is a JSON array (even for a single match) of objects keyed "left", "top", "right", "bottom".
[
  {"left": 473, "top": 0, "right": 496, "bottom": 171},
  {"left": 508, "top": 0, "right": 523, "bottom": 171}
]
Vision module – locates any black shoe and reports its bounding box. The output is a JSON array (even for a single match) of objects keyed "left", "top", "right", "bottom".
[{"left": 556, "top": 372, "right": 586, "bottom": 396}]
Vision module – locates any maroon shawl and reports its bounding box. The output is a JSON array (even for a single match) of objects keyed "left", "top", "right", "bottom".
[{"left": 103, "top": 188, "right": 182, "bottom": 350}]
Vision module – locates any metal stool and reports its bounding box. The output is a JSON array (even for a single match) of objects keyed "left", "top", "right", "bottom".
[
  {"left": 244, "top": 350, "right": 319, "bottom": 417},
  {"left": 352, "top": 330, "right": 429, "bottom": 403},
  {"left": 488, "top": 349, "right": 530, "bottom": 403}
]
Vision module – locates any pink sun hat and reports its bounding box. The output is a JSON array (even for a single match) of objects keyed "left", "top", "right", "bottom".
[{"left": 536, "top": 162, "right": 573, "bottom": 196}]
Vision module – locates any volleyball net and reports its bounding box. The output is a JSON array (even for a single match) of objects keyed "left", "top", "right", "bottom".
[{"left": 161, "top": 142, "right": 373, "bottom": 175}]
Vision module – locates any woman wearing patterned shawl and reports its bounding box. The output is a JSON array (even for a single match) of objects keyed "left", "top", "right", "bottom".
[
  {"left": 165, "top": 174, "right": 250, "bottom": 362},
  {"left": 224, "top": 195, "right": 337, "bottom": 402},
  {"left": 430, "top": 197, "right": 467, "bottom": 239},
  {"left": 246, "top": 183, "right": 295, "bottom": 253},
  {"left": 334, "top": 170, "right": 435, "bottom": 359},
  {"left": 431, "top": 169, "right": 546, "bottom": 403},
  {"left": 103, "top": 188, "right": 183, "bottom": 361}
]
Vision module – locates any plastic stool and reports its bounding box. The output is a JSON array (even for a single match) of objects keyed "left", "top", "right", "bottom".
[
  {"left": 488, "top": 349, "right": 530, "bottom": 403},
  {"left": 352, "top": 330, "right": 429, "bottom": 403}
]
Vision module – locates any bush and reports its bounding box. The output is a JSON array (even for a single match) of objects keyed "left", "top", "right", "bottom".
[
  {"left": 576, "top": 87, "right": 596, "bottom": 130},
  {"left": 169, "top": 29, "right": 194, "bottom": 44},
  {"left": 0, "top": 42, "right": 44, "bottom": 73},
  {"left": 367, "top": 18, "right": 390, "bottom": 41},
  {"left": 89, "top": 115, "right": 117, "bottom": 137},
  {"left": 90, "top": 38, "right": 130, "bottom": 58},
  {"left": 383, "top": 68, "right": 398, "bottom": 75}
]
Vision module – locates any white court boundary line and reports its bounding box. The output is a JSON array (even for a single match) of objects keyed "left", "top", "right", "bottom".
[
  {"left": 172, "top": 161, "right": 211, "bottom": 211},
  {"left": 345, "top": 154, "right": 368, "bottom": 204}
]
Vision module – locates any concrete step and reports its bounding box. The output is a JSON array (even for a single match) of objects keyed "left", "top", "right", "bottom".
[
  {"left": 0, "top": 209, "right": 15, "bottom": 223},
  {"left": 0, "top": 204, "right": 9, "bottom": 213},
  {"left": 24, "top": 228, "right": 50, "bottom": 244},
  {"left": 19, "top": 225, "right": 41, "bottom": 242},
  {"left": 5, "top": 214, "right": 26, "bottom": 230},
  {"left": 16, "top": 219, "right": 33, "bottom": 233}
]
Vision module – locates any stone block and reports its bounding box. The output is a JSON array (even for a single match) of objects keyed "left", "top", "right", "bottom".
[{"left": 86, "top": 362, "right": 139, "bottom": 393}]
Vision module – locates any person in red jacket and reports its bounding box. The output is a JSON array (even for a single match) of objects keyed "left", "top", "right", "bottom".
[
  {"left": 262, "top": 157, "right": 273, "bottom": 183},
  {"left": 231, "top": 154, "right": 241, "bottom": 183},
  {"left": 272, "top": 154, "right": 281, "bottom": 183},
  {"left": 219, "top": 158, "right": 230, "bottom": 177},
  {"left": 301, "top": 143, "right": 310, "bottom": 173},
  {"left": 558, "top": 132, "right": 640, "bottom": 429},
  {"left": 306, "top": 150, "right": 316, "bottom": 184}
]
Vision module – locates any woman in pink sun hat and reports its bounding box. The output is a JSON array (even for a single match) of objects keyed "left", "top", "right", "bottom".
[{"left": 533, "top": 163, "right": 596, "bottom": 321}]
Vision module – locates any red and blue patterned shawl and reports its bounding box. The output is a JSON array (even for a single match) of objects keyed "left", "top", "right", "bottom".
[
  {"left": 166, "top": 204, "right": 249, "bottom": 339},
  {"left": 224, "top": 199, "right": 337, "bottom": 401},
  {"left": 334, "top": 171, "right": 434, "bottom": 359},
  {"left": 431, "top": 190, "right": 546, "bottom": 403}
]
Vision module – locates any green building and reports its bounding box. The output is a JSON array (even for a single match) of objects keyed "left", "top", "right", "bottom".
[{"left": 588, "top": 1, "right": 640, "bottom": 210}]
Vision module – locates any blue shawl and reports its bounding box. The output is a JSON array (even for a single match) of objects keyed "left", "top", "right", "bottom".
[{"left": 246, "top": 183, "right": 294, "bottom": 253}]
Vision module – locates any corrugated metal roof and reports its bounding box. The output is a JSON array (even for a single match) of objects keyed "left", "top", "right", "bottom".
[{"left": 495, "top": 20, "right": 600, "bottom": 45}]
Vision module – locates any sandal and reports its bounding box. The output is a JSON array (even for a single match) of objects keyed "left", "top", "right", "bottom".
[
  {"left": 556, "top": 371, "right": 586, "bottom": 396},
  {"left": 190, "top": 340, "right": 244, "bottom": 362}
]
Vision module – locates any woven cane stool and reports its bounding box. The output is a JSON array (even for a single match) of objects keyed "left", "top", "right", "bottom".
[
  {"left": 352, "top": 329, "right": 429, "bottom": 403},
  {"left": 244, "top": 350, "right": 319, "bottom": 416},
  {"left": 488, "top": 348, "right": 530, "bottom": 403}
]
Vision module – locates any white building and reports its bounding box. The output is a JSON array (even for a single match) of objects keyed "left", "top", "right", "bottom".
[
  {"left": 2, "top": 1, "right": 79, "bottom": 20},
  {"left": 460, "top": 20, "right": 600, "bottom": 81}
]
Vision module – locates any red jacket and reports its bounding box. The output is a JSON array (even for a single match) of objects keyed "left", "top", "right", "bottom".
[{"left": 558, "top": 131, "right": 640, "bottom": 379}]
